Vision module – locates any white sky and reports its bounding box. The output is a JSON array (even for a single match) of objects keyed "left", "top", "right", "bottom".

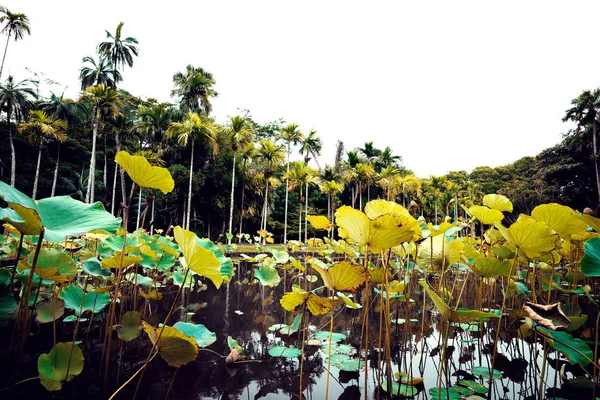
[{"left": 4, "top": 1, "right": 599, "bottom": 177}]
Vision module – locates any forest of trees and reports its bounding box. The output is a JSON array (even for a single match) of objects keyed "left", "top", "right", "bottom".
[{"left": 0, "top": 7, "right": 598, "bottom": 243}]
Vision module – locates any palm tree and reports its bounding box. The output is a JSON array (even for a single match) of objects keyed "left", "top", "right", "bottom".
[
  {"left": 171, "top": 65, "right": 217, "bottom": 115},
  {"left": 0, "top": 75, "right": 37, "bottom": 186},
  {"left": 18, "top": 110, "right": 67, "bottom": 199},
  {"left": 110, "top": 113, "right": 134, "bottom": 213},
  {"left": 40, "top": 90, "right": 87, "bottom": 196},
  {"left": 0, "top": 7, "right": 31, "bottom": 81},
  {"left": 224, "top": 116, "right": 254, "bottom": 244},
  {"left": 284, "top": 161, "right": 320, "bottom": 241},
  {"left": 135, "top": 103, "right": 173, "bottom": 152},
  {"left": 299, "top": 129, "right": 323, "bottom": 170},
  {"left": 321, "top": 180, "right": 344, "bottom": 235},
  {"left": 376, "top": 166, "right": 399, "bottom": 200},
  {"left": 355, "top": 162, "right": 375, "bottom": 210},
  {"left": 79, "top": 55, "right": 122, "bottom": 90},
  {"left": 563, "top": 89, "right": 600, "bottom": 203},
  {"left": 79, "top": 84, "right": 121, "bottom": 203},
  {"left": 238, "top": 142, "right": 257, "bottom": 241},
  {"left": 166, "top": 111, "right": 218, "bottom": 230},
  {"left": 377, "top": 146, "right": 402, "bottom": 170},
  {"left": 256, "top": 139, "right": 285, "bottom": 234},
  {"left": 97, "top": 22, "right": 139, "bottom": 72},
  {"left": 278, "top": 123, "right": 303, "bottom": 243},
  {"left": 358, "top": 141, "right": 381, "bottom": 164},
  {"left": 394, "top": 174, "right": 421, "bottom": 207}
]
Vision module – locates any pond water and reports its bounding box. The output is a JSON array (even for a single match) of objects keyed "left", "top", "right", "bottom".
[{"left": 1, "top": 261, "right": 596, "bottom": 400}]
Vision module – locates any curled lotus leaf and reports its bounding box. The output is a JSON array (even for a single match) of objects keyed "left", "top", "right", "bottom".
[
  {"left": 115, "top": 151, "right": 174, "bottom": 194},
  {"left": 468, "top": 205, "right": 504, "bottom": 225},
  {"left": 523, "top": 302, "right": 571, "bottom": 331},
  {"left": 306, "top": 215, "right": 332, "bottom": 231},
  {"left": 311, "top": 261, "right": 369, "bottom": 292},
  {"left": 483, "top": 194, "right": 513, "bottom": 212},
  {"left": 142, "top": 321, "right": 198, "bottom": 367}
]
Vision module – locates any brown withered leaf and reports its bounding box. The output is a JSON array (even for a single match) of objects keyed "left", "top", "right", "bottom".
[
  {"left": 523, "top": 302, "right": 571, "bottom": 331},
  {"left": 225, "top": 348, "right": 241, "bottom": 364}
]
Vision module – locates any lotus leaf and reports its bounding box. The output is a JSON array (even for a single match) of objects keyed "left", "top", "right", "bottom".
[
  {"left": 196, "top": 238, "right": 234, "bottom": 280},
  {"left": 0, "top": 289, "right": 16, "bottom": 326},
  {"left": 59, "top": 286, "right": 110, "bottom": 315},
  {"left": 279, "top": 314, "right": 302, "bottom": 335},
  {"left": 280, "top": 286, "right": 331, "bottom": 315},
  {"left": 83, "top": 257, "right": 113, "bottom": 279},
  {"left": 468, "top": 205, "right": 504, "bottom": 225},
  {"left": 419, "top": 281, "right": 499, "bottom": 322},
  {"left": 118, "top": 311, "right": 142, "bottom": 341},
  {"left": 314, "top": 331, "right": 346, "bottom": 342},
  {"left": 142, "top": 321, "right": 198, "bottom": 367},
  {"left": 36, "top": 300, "right": 65, "bottom": 324},
  {"left": 254, "top": 264, "right": 281, "bottom": 287},
  {"left": 310, "top": 261, "right": 369, "bottom": 292},
  {"left": 471, "top": 366, "right": 502, "bottom": 380},
  {"left": 381, "top": 381, "right": 418, "bottom": 396},
  {"left": 37, "top": 342, "right": 84, "bottom": 391},
  {"left": 306, "top": 215, "right": 332, "bottom": 231},
  {"left": 580, "top": 237, "right": 600, "bottom": 277},
  {"left": 268, "top": 346, "right": 301, "bottom": 358},
  {"left": 173, "top": 322, "right": 216, "bottom": 348},
  {"left": 523, "top": 302, "right": 571, "bottom": 331},
  {"left": 532, "top": 203, "right": 587, "bottom": 239},
  {"left": 429, "top": 388, "right": 462, "bottom": 400},
  {"left": 471, "top": 256, "right": 511, "bottom": 277},
  {"left": 483, "top": 194, "right": 513, "bottom": 212},
  {"left": 337, "top": 291, "right": 362, "bottom": 308},
  {"left": 418, "top": 235, "right": 465, "bottom": 272},
  {"left": 115, "top": 151, "right": 174, "bottom": 194},
  {"left": 496, "top": 218, "right": 558, "bottom": 259},
  {"left": 536, "top": 326, "right": 592, "bottom": 366},
  {"left": 174, "top": 226, "right": 222, "bottom": 288}
]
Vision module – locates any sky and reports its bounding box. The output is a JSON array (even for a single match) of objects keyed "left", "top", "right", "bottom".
[{"left": 4, "top": 1, "right": 600, "bottom": 177}]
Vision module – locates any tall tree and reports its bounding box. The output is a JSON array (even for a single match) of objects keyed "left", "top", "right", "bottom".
[
  {"left": 284, "top": 161, "right": 320, "bottom": 241},
  {"left": 0, "top": 75, "right": 36, "bottom": 186},
  {"left": 79, "top": 55, "right": 122, "bottom": 90},
  {"left": 563, "top": 89, "right": 600, "bottom": 204},
  {"left": 238, "top": 142, "right": 257, "bottom": 241},
  {"left": 256, "top": 139, "right": 285, "bottom": 234},
  {"left": 166, "top": 111, "right": 218, "bottom": 230},
  {"left": 278, "top": 123, "right": 303, "bottom": 243},
  {"left": 97, "top": 22, "right": 139, "bottom": 73},
  {"left": 0, "top": 7, "right": 30, "bottom": 81},
  {"left": 172, "top": 65, "right": 217, "bottom": 115},
  {"left": 18, "top": 110, "right": 67, "bottom": 199},
  {"left": 79, "top": 84, "right": 121, "bottom": 203},
  {"left": 224, "top": 115, "right": 254, "bottom": 244},
  {"left": 299, "top": 129, "right": 323, "bottom": 170}
]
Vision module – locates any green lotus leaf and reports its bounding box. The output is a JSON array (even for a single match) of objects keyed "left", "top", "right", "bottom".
[
  {"left": 580, "top": 237, "right": 600, "bottom": 277},
  {"left": 0, "top": 181, "right": 42, "bottom": 235},
  {"left": 227, "top": 336, "right": 243, "bottom": 353},
  {"left": 172, "top": 269, "right": 194, "bottom": 287},
  {"left": 279, "top": 314, "right": 301, "bottom": 335},
  {"left": 36, "top": 300, "right": 65, "bottom": 324},
  {"left": 142, "top": 321, "right": 198, "bottom": 367},
  {"left": 471, "top": 256, "right": 511, "bottom": 277},
  {"left": 118, "top": 311, "right": 142, "bottom": 341},
  {"left": 382, "top": 381, "right": 418, "bottom": 396},
  {"left": 320, "top": 343, "right": 356, "bottom": 355},
  {"left": 537, "top": 326, "right": 593, "bottom": 366},
  {"left": 37, "top": 342, "right": 84, "bottom": 391},
  {"left": 83, "top": 257, "right": 113, "bottom": 280},
  {"left": 336, "top": 358, "right": 364, "bottom": 372},
  {"left": 0, "top": 289, "right": 17, "bottom": 326},
  {"left": 124, "top": 273, "right": 153, "bottom": 289},
  {"left": 268, "top": 346, "right": 301, "bottom": 358},
  {"left": 269, "top": 249, "right": 290, "bottom": 264},
  {"left": 29, "top": 249, "right": 77, "bottom": 278},
  {"left": 314, "top": 331, "right": 346, "bottom": 342},
  {"left": 254, "top": 264, "right": 281, "bottom": 287},
  {"left": 471, "top": 366, "right": 502, "bottom": 380},
  {"left": 59, "top": 286, "right": 110, "bottom": 316},
  {"left": 420, "top": 281, "right": 499, "bottom": 322},
  {"left": 0, "top": 268, "right": 11, "bottom": 287},
  {"left": 173, "top": 322, "right": 216, "bottom": 348},
  {"left": 429, "top": 387, "right": 462, "bottom": 400}
]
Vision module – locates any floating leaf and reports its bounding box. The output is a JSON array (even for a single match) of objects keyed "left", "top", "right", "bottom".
[
  {"left": 254, "top": 264, "right": 281, "bottom": 287},
  {"left": 381, "top": 381, "right": 418, "bottom": 396},
  {"left": 471, "top": 366, "right": 502, "bottom": 380},
  {"left": 37, "top": 342, "right": 84, "bottom": 391},
  {"left": 142, "top": 321, "right": 198, "bottom": 367},
  {"left": 523, "top": 302, "right": 571, "bottom": 331},
  {"left": 279, "top": 314, "right": 302, "bottom": 335},
  {"left": 173, "top": 322, "right": 216, "bottom": 348},
  {"left": 429, "top": 387, "right": 462, "bottom": 400},
  {"left": 268, "top": 346, "right": 301, "bottom": 358},
  {"left": 336, "top": 358, "right": 364, "bottom": 372},
  {"left": 115, "top": 151, "right": 174, "bottom": 194},
  {"left": 314, "top": 331, "right": 346, "bottom": 342},
  {"left": 460, "top": 379, "right": 489, "bottom": 393},
  {"left": 118, "top": 311, "right": 143, "bottom": 341}
]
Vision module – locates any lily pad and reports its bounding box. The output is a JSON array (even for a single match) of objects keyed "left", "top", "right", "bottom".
[
  {"left": 471, "top": 366, "right": 502, "bottom": 380},
  {"left": 118, "top": 311, "right": 143, "bottom": 342},
  {"left": 429, "top": 387, "right": 462, "bottom": 400},
  {"left": 268, "top": 346, "right": 301, "bottom": 358},
  {"left": 59, "top": 286, "right": 110, "bottom": 316},
  {"left": 37, "top": 342, "right": 84, "bottom": 391},
  {"left": 314, "top": 331, "right": 346, "bottom": 342},
  {"left": 173, "top": 322, "right": 216, "bottom": 348},
  {"left": 254, "top": 264, "right": 281, "bottom": 287},
  {"left": 381, "top": 381, "right": 418, "bottom": 396}
]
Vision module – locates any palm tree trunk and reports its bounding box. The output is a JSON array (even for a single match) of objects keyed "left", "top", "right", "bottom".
[
  {"left": 359, "top": 181, "right": 363, "bottom": 211},
  {"left": 238, "top": 160, "right": 247, "bottom": 243},
  {"left": 187, "top": 141, "right": 195, "bottom": 230},
  {"left": 594, "top": 122, "right": 600, "bottom": 204},
  {"left": 86, "top": 108, "right": 99, "bottom": 203},
  {"left": 111, "top": 161, "right": 118, "bottom": 215},
  {"left": 115, "top": 132, "right": 127, "bottom": 205},
  {"left": 51, "top": 144, "right": 61, "bottom": 197},
  {"left": 305, "top": 182, "right": 309, "bottom": 242},
  {"left": 150, "top": 198, "right": 155, "bottom": 235},
  {"left": 283, "top": 143, "right": 290, "bottom": 244},
  {"left": 103, "top": 133, "right": 108, "bottom": 188},
  {"left": 262, "top": 180, "right": 269, "bottom": 232},
  {"left": 227, "top": 154, "right": 236, "bottom": 245},
  {"left": 298, "top": 186, "right": 302, "bottom": 241},
  {"left": 310, "top": 150, "right": 322, "bottom": 172},
  {"left": 32, "top": 146, "right": 42, "bottom": 200},
  {"left": 0, "top": 31, "right": 11, "bottom": 81},
  {"left": 7, "top": 108, "right": 15, "bottom": 187}
]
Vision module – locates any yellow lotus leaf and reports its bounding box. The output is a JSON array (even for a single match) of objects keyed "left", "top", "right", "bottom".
[
  {"left": 581, "top": 214, "right": 600, "bottom": 233},
  {"left": 369, "top": 267, "right": 390, "bottom": 286},
  {"left": 115, "top": 151, "right": 174, "bottom": 194},
  {"left": 337, "top": 292, "right": 362, "bottom": 309},
  {"left": 310, "top": 261, "right": 369, "bottom": 292},
  {"left": 139, "top": 288, "right": 163, "bottom": 300},
  {"left": 417, "top": 235, "right": 464, "bottom": 272},
  {"left": 160, "top": 241, "right": 180, "bottom": 257},
  {"left": 257, "top": 229, "right": 269, "bottom": 238},
  {"left": 427, "top": 222, "right": 455, "bottom": 237},
  {"left": 306, "top": 215, "right": 332, "bottom": 231},
  {"left": 139, "top": 244, "right": 158, "bottom": 258},
  {"left": 471, "top": 256, "right": 512, "bottom": 277},
  {"left": 85, "top": 230, "right": 111, "bottom": 242},
  {"left": 531, "top": 203, "right": 587, "bottom": 239},
  {"left": 35, "top": 267, "right": 71, "bottom": 283},
  {"left": 142, "top": 321, "right": 198, "bottom": 367},
  {"left": 335, "top": 206, "right": 417, "bottom": 253},
  {"left": 495, "top": 218, "right": 558, "bottom": 259},
  {"left": 468, "top": 205, "right": 504, "bottom": 225},
  {"left": 280, "top": 286, "right": 331, "bottom": 315},
  {"left": 266, "top": 236, "right": 275, "bottom": 244},
  {"left": 3, "top": 223, "right": 20, "bottom": 235},
  {"left": 571, "top": 231, "right": 597, "bottom": 242},
  {"left": 483, "top": 194, "right": 513, "bottom": 212},
  {"left": 173, "top": 226, "right": 222, "bottom": 288},
  {"left": 101, "top": 254, "right": 143, "bottom": 269},
  {"left": 364, "top": 199, "right": 411, "bottom": 219}
]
